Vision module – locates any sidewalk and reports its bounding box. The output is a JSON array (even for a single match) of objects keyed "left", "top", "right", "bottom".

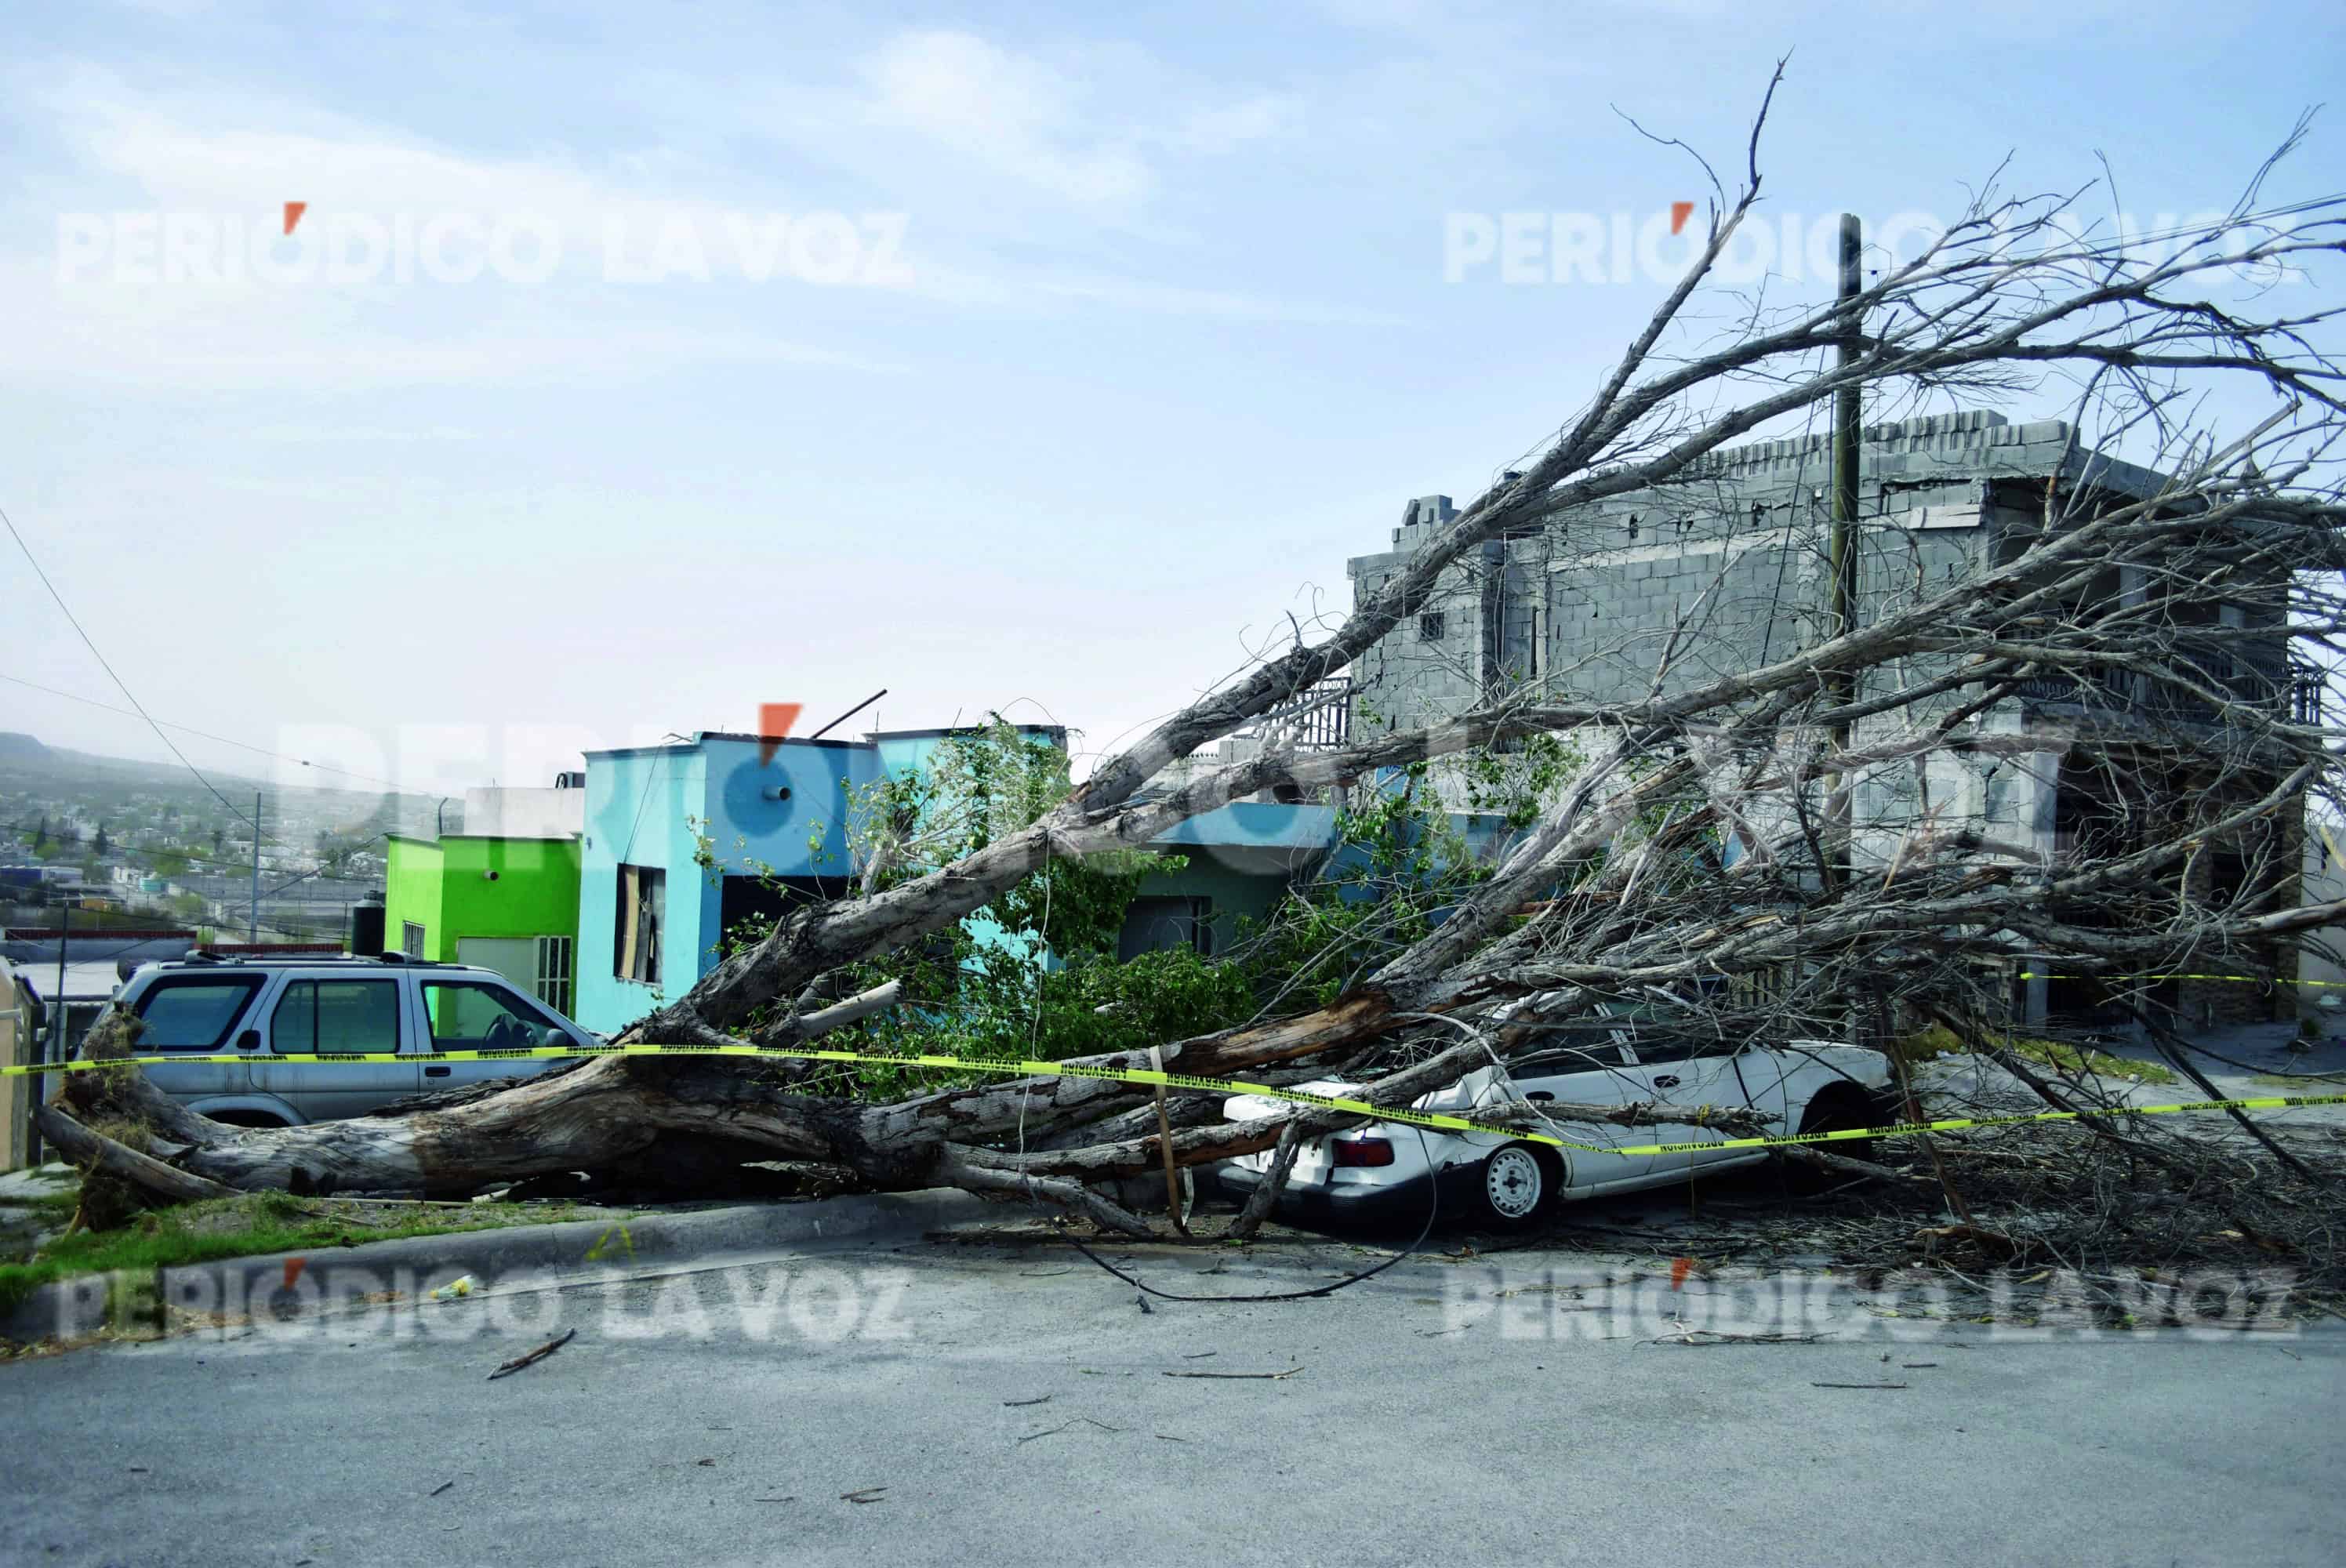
[{"left": 2, "top": 1187, "right": 995, "bottom": 1344}]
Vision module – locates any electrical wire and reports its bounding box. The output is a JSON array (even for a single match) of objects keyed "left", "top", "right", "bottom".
[
  {"left": 2, "top": 503, "right": 269, "bottom": 838},
  {"left": 1052, "top": 1125, "right": 1441, "bottom": 1304},
  {"left": 0, "top": 671, "right": 416, "bottom": 796}
]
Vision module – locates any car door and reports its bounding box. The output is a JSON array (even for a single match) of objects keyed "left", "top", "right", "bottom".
[
  {"left": 1506, "top": 1033, "right": 1656, "bottom": 1192},
  {"left": 1628, "top": 1034, "right": 1790, "bottom": 1172},
  {"left": 417, "top": 975, "right": 577, "bottom": 1094},
  {"left": 249, "top": 974, "right": 420, "bottom": 1121},
  {"left": 122, "top": 971, "right": 268, "bottom": 1110}
]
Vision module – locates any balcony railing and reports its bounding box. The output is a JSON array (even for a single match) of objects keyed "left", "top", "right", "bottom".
[
  {"left": 2016, "top": 650, "right": 2321, "bottom": 727},
  {"left": 1244, "top": 676, "right": 1356, "bottom": 750}
]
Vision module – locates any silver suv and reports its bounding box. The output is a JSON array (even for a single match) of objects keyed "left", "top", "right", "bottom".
[{"left": 102, "top": 954, "right": 597, "bottom": 1127}]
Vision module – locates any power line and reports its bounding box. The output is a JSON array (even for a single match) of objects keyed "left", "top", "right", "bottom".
[{"left": 1, "top": 502, "right": 268, "bottom": 837}]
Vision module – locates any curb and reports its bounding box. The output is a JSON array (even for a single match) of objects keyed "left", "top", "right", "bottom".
[{"left": 3, "top": 1188, "right": 997, "bottom": 1344}]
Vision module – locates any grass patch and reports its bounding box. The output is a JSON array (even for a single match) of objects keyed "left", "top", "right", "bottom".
[
  {"left": 0, "top": 1192, "right": 583, "bottom": 1316},
  {"left": 8, "top": 1189, "right": 82, "bottom": 1219},
  {"left": 1890, "top": 1024, "right": 2176, "bottom": 1085}
]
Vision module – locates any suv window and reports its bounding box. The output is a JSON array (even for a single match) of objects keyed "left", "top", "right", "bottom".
[
  {"left": 271, "top": 979, "right": 402, "bottom": 1054},
  {"left": 133, "top": 975, "right": 266, "bottom": 1050},
  {"left": 423, "top": 981, "right": 556, "bottom": 1051}
]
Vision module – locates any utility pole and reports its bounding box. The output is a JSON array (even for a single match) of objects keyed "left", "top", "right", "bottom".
[
  {"left": 51, "top": 897, "right": 69, "bottom": 1065},
  {"left": 1825, "top": 212, "right": 1863, "bottom": 893},
  {"left": 249, "top": 792, "right": 262, "bottom": 945},
  {"left": 34, "top": 897, "right": 70, "bottom": 1164}
]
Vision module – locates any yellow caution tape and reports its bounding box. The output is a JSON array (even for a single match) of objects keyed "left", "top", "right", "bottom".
[
  {"left": 9, "top": 1042, "right": 2343, "bottom": 1160},
  {"left": 2017, "top": 971, "right": 2346, "bottom": 987},
  {"left": 1623, "top": 1096, "right": 2346, "bottom": 1157}
]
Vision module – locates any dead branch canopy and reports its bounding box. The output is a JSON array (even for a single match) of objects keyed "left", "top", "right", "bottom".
[{"left": 61, "top": 81, "right": 2346, "bottom": 1244}]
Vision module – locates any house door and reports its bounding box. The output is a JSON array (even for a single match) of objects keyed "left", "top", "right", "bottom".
[{"left": 456, "top": 937, "right": 537, "bottom": 993}]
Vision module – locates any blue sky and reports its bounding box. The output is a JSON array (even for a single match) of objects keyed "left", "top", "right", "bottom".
[{"left": 2, "top": 0, "right": 2340, "bottom": 806}]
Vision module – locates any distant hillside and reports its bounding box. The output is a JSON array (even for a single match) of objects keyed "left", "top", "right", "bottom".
[
  {"left": 0, "top": 739, "right": 270, "bottom": 794},
  {"left": 0, "top": 735, "right": 446, "bottom": 839}
]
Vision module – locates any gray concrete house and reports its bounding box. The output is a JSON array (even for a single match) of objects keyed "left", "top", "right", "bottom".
[{"left": 1346, "top": 410, "right": 2311, "bottom": 1029}]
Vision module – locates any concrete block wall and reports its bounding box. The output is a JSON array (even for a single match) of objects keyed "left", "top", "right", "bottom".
[{"left": 1348, "top": 412, "right": 2070, "bottom": 738}]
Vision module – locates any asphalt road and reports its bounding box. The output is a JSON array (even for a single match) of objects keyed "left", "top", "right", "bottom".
[{"left": 2, "top": 1230, "right": 2340, "bottom": 1567}]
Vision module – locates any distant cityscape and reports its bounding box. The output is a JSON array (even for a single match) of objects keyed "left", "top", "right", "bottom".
[{"left": 0, "top": 731, "right": 443, "bottom": 941}]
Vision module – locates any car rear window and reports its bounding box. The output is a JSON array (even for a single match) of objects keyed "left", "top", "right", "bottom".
[
  {"left": 271, "top": 979, "right": 402, "bottom": 1054},
  {"left": 133, "top": 975, "right": 266, "bottom": 1051}
]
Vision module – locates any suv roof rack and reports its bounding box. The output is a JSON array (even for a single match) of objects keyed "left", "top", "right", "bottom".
[{"left": 151, "top": 953, "right": 474, "bottom": 970}]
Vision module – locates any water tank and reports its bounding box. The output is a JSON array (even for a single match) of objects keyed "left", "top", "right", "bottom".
[{"left": 348, "top": 895, "right": 387, "bottom": 956}]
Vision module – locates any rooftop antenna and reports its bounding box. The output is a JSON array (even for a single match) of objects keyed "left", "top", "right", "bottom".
[{"left": 808, "top": 688, "right": 890, "bottom": 742}]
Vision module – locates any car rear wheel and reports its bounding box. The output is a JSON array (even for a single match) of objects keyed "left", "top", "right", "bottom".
[
  {"left": 1785, "top": 1087, "right": 1888, "bottom": 1189},
  {"left": 1474, "top": 1143, "right": 1553, "bottom": 1230}
]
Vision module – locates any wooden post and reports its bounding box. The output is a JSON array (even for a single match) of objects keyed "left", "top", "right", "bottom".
[
  {"left": 1149, "top": 1045, "right": 1187, "bottom": 1232},
  {"left": 1826, "top": 212, "right": 1864, "bottom": 893}
]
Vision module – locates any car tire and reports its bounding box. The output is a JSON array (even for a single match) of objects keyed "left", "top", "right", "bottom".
[
  {"left": 1785, "top": 1087, "right": 1888, "bottom": 1189},
  {"left": 1473, "top": 1142, "right": 1555, "bottom": 1230}
]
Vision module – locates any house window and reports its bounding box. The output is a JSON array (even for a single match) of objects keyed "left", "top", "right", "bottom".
[
  {"left": 614, "top": 865, "right": 665, "bottom": 985},
  {"left": 1117, "top": 896, "right": 1213, "bottom": 961},
  {"left": 1418, "top": 612, "right": 1446, "bottom": 643},
  {"left": 401, "top": 921, "right": 425, "bottom": 959},
  {"left": 534, "top": 935, "right": 576, "bottom": 1017}
]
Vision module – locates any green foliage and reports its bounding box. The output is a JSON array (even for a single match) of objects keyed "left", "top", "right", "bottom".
[
  {"left": 1448, "top": 732, "right": 1588, "bottom": 830},
  {"left": 1224, "top": 765, "right": 1496, "bottom": 1009},
  {"left": 717, "top": 718, "right": 1246, "bottom": 1088},
  {"left": 711, "top": 727, "right": 1569, "bottom": 1097}
]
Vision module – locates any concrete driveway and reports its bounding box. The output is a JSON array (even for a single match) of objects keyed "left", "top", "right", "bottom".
[{"left": 1, "top": 1229, "right": 2337, "bottom": 1567}]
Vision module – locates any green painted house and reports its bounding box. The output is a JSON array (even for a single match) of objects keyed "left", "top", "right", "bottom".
[{"left": 383, "top": 832, "right": 583, "bottom": 1018}]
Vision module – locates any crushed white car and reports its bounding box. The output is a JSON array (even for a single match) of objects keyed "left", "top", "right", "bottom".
[{"left": 1209, "top": 1029, "right": 1895, "bottom": 1229}]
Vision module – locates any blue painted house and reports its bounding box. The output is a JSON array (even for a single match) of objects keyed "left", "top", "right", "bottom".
[
  {"left": 574, "top": 727, "right": 1523, "bottom": 1035},
  {"left": 575, "top": 726, "right": 1065, "bottom": 1033}
]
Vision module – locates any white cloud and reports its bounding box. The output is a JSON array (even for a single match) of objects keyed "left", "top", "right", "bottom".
[
  {"left": 858, "top": 30, "right": 1155, "bottom": 205},
  {"left": 0, "top": 68, "right": 921, "bottom": 390},
  {"left": 1164, "top": 96, "right": 1294, "bottom": 156}
]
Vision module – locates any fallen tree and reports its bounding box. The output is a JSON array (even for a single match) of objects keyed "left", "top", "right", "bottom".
[{"left": 59, "top": 78, "right": 2346, "bottom": 1232}]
